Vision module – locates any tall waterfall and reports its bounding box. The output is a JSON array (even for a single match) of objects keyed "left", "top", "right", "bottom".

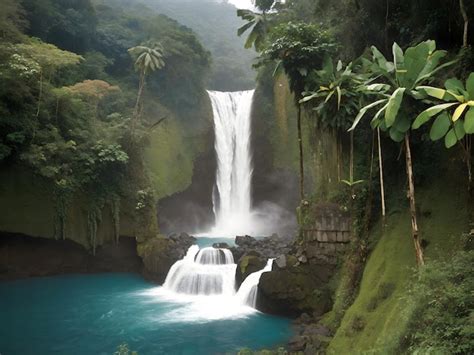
[{"left": 208, "top": 90, "right": 255, "bottom": 236}]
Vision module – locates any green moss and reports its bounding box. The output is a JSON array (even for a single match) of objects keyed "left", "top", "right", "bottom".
[
  {"left": 327, "top": 175, "right": 470, "bottom": 354},
  {"left": 145, "top": 118, "right": 200, "bottom": 200}
]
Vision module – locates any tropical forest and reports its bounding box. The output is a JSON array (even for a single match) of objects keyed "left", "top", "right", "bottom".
[{"left": 0, "top": 0, "right": 473, "bottom": 354}]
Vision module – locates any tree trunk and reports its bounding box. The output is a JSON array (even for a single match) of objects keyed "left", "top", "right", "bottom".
[
  {"left": 377, "top": 128, "right": 386, "bottom": 220},
  {"left": 404, "top": 134, "right": 424, "bottom": 266},
  {"left": 297, "top": 104, "right": 305, "bottom": 201},
  {"left": 132, "top": 71, "right": 146, "bottom": 132},
  {"left": 460, "top": 0, "right": 469, "bottom": 47}
]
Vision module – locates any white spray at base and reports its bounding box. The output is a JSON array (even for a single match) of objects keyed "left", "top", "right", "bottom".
[{"left": 140, "top": 245, "right": 273, "bottom": 322}]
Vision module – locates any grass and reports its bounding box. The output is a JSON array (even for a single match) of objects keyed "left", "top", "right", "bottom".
[{"left": 327, "top": 171, "right": 470, "bottom": 354}]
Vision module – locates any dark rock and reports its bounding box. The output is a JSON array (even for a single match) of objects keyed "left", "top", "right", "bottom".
[
  {"left": 275, "top": 254, "right": 287, "bottom": 269},
  {"left": 138, "top": 233, "right": 195, "bottom": 284},
  {"left": 230, "top": 234, "right": 294, "bottom": 261},
  {"left": 235, "top": 235, "right": 255, "bottom": 247},
  {"left": 257, "top": 263, "right": 334, "bottom": 317},
  {"left": 0, "top": 233, "right": 142, "bottom": 280},
  {"left": 235, "top": 254, "right": 267, "bottom": 288}
]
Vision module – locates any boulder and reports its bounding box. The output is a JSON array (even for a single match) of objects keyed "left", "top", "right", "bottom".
[
  {"left": 235, "top": 254, "right": 267, "bottom": 288},
  {"left": 257, "top": 262, "right": 334, "bottom": 317},
  {"left": 137, "top": 233, "right": 195, "bottom": 284}
]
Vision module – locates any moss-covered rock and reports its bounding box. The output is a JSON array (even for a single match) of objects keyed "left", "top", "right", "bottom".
[
  {"left": 137, "top": 233, "right": 195, "bottom": 284},
  {"left": 235, "top": 254, "right": 267, "bottom": 288}
]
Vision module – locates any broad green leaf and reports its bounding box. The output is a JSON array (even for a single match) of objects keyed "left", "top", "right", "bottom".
[
  {"left": 452, "top": 103, "right": 468, "bottom": 122},
  {"left": 389, "top": 126, "right": 405, "bottom": 142},
  {"left": 445, "top": 78, "right": 465, "bottom": 95},
  {"left": 366, "top": 83, "right": 390, "bottom": 92},
  {"left": 455, "top": 119, "right": 466, "bottom": 140},
  {"left": 464, "top": 107, "right": 474, "bottom": 134},
  {"left": 393, "top": 115, "right": 411, "bottom": 133},
  {"left": 385, "top": 88, "right": 406, "bottom": 128},
  {"left": 412, "top": 102, "right": 459, "bottom": 129},
  {"left": 444, "top": 128, "right": 458, "bottom": 148},
  {"left": 429, "top": 113, "right": 450, "bottom": 141},
  {"left": 349, "top": 99, "right": 388, "bottom": 131},
  {"left": 237, "top": 21, "right": 255, "bottom": 36},
  {"left": 466, "top": 73, "right": 474, "bottom": 100},
  {"left": 417, "top": 86, "right": 447, "bottom": 100},
  {"left": 392, "top": 42, "right": 404, "bottom": 70},
  {"left": 415, "top": 59, "right": 457, "bottom": 86}
]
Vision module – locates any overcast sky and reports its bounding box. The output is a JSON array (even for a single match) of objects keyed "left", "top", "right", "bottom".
[{"left": 226, "top": 0, "right": 255, "bottom": 10}]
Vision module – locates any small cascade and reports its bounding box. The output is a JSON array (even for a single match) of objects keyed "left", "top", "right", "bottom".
[
  {"left": 163, "top": 246, "right": 236, "bottom": 296},
  {"left": 161, "top": 245, "right": 272, "bottom": 313},
  {"left": 195, "top": 247, "right": 234, "bottom": 265},
  {"left": 236, "top": 259, "right": 274, "bottom": 308}
]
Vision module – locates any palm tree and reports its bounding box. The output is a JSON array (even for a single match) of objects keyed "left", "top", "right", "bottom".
[
  {"left": 237, "top": 9, "right": 269, "bottom": 52},
  {"left": 128, "top": 44, "right": 165, "bottom": 122}
]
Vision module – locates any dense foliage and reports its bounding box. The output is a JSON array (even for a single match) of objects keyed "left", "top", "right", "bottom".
[
  {"left": 0, "top": 0, "right": 210, "bottom": 249},
  {"left": 407, "top": 249, "right": 474, "bottom": 354}
]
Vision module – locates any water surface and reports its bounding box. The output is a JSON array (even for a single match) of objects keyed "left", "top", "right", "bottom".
[{"left": 0, "top": 273, "right": 291, "bottom": 355}]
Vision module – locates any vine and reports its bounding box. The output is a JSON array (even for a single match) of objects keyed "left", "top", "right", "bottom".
[
  {"left": 110, "top": 194, "right": 121, "bottom": 244},
  {"left": 87, "top": 201, "right": 104, "bottom": 256}
]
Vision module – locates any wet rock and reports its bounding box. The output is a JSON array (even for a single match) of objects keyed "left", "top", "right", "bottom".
[
  {"left": 235, "top": 254, "right": 267, "bottom": 288},
  {"left": 275, "top": 254, "right": 287, "bottom": 269},
  {"left": 138, "top": 233, "right": 196, "bottom": 284},
  {"left": 230, "top": 234, "right": 293, "bottom": 261}
]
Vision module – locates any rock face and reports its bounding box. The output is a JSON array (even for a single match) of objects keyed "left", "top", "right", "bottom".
[
  {"left": 235, "top": 253, "right": 267, "bottom": 288},
  {"left": 230, "top": 234, "right": 292, "bottom": 261},
  {"left": 137, "top": 233, "right": 195, "bottom": 284},
  {"left": 230, "top": 234, "right": 294, "bottom": 288},
  {"left": 0, "top": 232, "right": 142, "bottom": 280},
  {"left": 257, "top": 257, "right": 334, "bottom": 317}
]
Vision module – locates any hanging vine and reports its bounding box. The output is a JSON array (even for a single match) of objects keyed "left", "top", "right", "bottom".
[
  {"left": 87, "top": 204, "right": 103, "bottom": 256},
  {"left": 54, "top": 188, "right": 71, "bottom": 240},
  {"left": 110, "top": 194, "right": 121, "bottom": 244}
]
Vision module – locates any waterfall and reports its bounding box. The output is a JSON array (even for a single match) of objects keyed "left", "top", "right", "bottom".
[
  {"left": 163, "top": 246, "right": 236, "bottom": 296},
  {"left": 148, "top": 90, "right": 275, "bottom": 320},
  {"left": 207, "top": 90, "right": 255, "bottom": 236},
  {"left": 236, "top": 259, "right": 273, "bottom": 308},
  {"left": 157, "top": 245, "right": 272, "bottom": 316}
]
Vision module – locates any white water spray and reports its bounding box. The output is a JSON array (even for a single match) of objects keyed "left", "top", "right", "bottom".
[
  {"left": 142, "top": 245, "right": 273, "bottom": 321},
  {"left": 208, "top": 90, "right": 255, "bottom": 236},
  {"left": 236, "top": 259, "right": 273, "bottom": 308}
]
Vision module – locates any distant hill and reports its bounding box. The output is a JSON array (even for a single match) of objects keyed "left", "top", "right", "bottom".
[{"left": 139, "top": 0, "right": 257, "bottom": 91}]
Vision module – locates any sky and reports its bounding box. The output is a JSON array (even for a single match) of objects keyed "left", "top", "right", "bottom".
[{"left": 226, "top": 0, "right": 255, "bottom": 10}]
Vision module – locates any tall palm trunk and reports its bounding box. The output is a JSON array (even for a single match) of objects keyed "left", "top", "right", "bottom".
[
  {"left": 404, "top": 134, "right": 424, "bottom": 266},
  {"left": 377, "top": 128, "right": 386, "bottom": 220},
  {"left": 132, "top": 70, "right": 146, "bottom": 132},
  {"left": 297, "top": 104, "right": 305, "bottom": 201}
]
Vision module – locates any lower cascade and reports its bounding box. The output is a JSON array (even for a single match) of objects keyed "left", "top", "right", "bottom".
[{"left": 159, "top": 245, "right": 272, "bottom": 313}]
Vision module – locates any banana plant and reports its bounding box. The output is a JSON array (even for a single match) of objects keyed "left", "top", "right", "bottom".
[
  {"left": 349, "top": 40, "right": 456, "bottom": 266},
  {"left": 301, "top": 58, "right": 364, "bottom": 182},
  {"left": 412, "top": 74, "right": 474, "bottom": 186}
]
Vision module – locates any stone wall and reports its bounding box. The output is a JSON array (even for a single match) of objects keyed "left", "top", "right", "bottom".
[{"left": 298, "top": 203, "right": 352, "bottom": 264}]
